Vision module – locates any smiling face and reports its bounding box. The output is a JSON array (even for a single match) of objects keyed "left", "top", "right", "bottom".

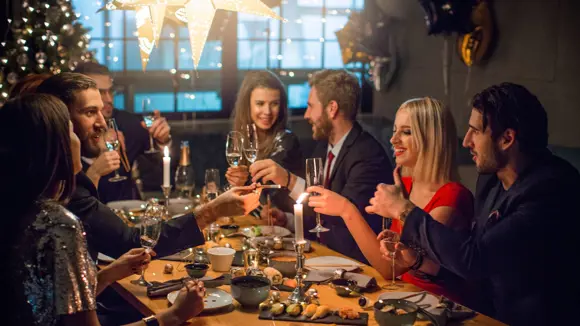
[
  {"left": 69, "top": 88, "right": 106, "bottom": 158},
  {"left": 249, "top": 87, "right": 280, "bottom": 132},
  {"left": 390, "top": 108, "right": 418, "bottom": 168},
  {"left": 463, "top": 109, "right": 506, "bottom": 174},
  {"left": 304, "top": 86, "right": 332, "bottom": 140}
]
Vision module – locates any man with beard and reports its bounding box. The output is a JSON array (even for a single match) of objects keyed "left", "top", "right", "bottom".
[
  {"left": 367, "top": 83, "right": 580, "bottom": 325},
  {"left": 74, "top": 62, "right": 171, "bottom": 203},
  {"left": 249, "top": 69, "right": 392, "bottom": 263}
]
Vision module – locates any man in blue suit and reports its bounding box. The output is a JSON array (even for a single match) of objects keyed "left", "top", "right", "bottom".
[{"left": 367, "top": 83, "right": 580, "bottom": 325}]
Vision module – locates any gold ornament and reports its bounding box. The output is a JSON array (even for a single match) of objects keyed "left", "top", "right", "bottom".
[{"left": 103, "top": 0, "right": 284, "bottom": 71}]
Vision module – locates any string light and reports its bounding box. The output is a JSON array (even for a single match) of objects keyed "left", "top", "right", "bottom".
[{"left": 170, "top": 69, "right": 177, "bottom": 74}]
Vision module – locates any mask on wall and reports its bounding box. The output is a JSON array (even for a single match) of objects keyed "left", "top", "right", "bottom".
[{"left": 418, "top": 0, "right": 476, "bottom": 35}]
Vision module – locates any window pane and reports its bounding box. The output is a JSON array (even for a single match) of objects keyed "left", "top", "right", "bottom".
[
  {"left": 281, "top": 41, "right": 322, "bottom": 69},
  {"left": 72, "top": 0, "right": 104, "bottom": 38},
  {"left": 109, "top": 10, "right": 124, "bottom": 38},
  {"left": 88, "top": 38, "right": 106, "bottom": 64},
  {"left": 325, "top": 15, "right": 348, "bottom": 40},
  {"left": 114, "top": 93, "right": 125, "bottom": 110},
  {"left": 178, "top": 40, "right": 222, "bottom": 70},
  {"left": 324, "top": 42, "right": 344, "bottom": 68},
  {"left": 134, "top": 93, "right": 175, "bottom": 113},
  {"left": 297, "top": 0, "right": 323, "bottom": 8},
  {"left": 177, "top": 92, "right": 221, "bottom": 112},
  {"left": 103, "top": 40, "right": 124, "bottom": 71},
  {"left": 238, "top": 9, "right": 280, "bottom": 39},
  {"left": 238, "top": 41, "right": 268, "bottom": 69},
  {"left": 126, "top": 40, "right": 175, "bottom": 71},
  {"left": 282, "top": 15, "right": 322, "bottom": 40},
  {"left": 288, "top": 83, "right": 310, "bottom": 109}
]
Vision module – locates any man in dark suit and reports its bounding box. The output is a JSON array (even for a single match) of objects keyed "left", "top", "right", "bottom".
[
  {"left": 367, "top": 83, "right": 580, "bottom": 325},
  {"left": 74, "top": 62, "right": 171, "bottom": 203},
  {"left": 250, "top": 70, "right": 393, "bottom": 263}
]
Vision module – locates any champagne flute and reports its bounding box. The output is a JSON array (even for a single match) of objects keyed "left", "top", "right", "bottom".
[
  {"left": 380, "top": 229, "right": 401, "bottom": 289},
  {"left": 307, "top": 158, "right": 329, "bottom": 233},
  {"left": 104, "top": 118, "right": 128, "bottom": 183},
  {"left": 142, "top": 98, "right": 159, "bottom": 154},
  {"left": 225, "top": 131, "right": 243, "bottom": 190},
  {"left": 205, "top": 168, "right": 220, "bottom": 201},
  {"left": 130, "top": 201, "right": 165, "bottom": 286},
  {"left": 243, "top": 123, "right": 259, "bottom": 164}
]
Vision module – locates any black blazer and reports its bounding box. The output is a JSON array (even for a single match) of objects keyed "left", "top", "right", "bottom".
[
  {"left": 401, "top": 151, "right": 580, "bottom": 325},
  {"left": 306, "top": 122, "right": 393, "bottom": 264},
  {"left": 67, "top": 172, "right": 205, "bottom": 260}
]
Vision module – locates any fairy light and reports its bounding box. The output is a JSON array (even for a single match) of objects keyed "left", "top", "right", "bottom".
[
  {"left": 113, "top": 56, "right": 119, "bottom": 62},
  {"left": 217, "top": 63, "right": 223, "bottom": 68},
  {"left": 169, "top": 33, "right": 175, "bottom": 38},
  {"left": 170, "top": 68, "right": 177, "bottom": 74}
]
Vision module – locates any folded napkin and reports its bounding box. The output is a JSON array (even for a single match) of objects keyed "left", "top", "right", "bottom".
[
  {"left": 304, "top": 270, "right": 376, "bottom": 289},
  {"left": 146, "top": 274, "right": 231, "bottom": 298}
]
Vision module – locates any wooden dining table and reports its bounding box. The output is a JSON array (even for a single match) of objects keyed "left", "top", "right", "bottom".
[{"left": 107, "top": 215, "right": 505, "bottom": 325}]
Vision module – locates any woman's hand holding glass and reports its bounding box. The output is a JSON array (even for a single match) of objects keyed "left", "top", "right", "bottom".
[
  {"left": 226, "top": 165, "right": 250, "bottom": 187},
  {"left": 306, "top": 186, "right": 357, "bottom": 218},
  {"left": 99, "top": 248, "right": 156, "bottom": 284}
]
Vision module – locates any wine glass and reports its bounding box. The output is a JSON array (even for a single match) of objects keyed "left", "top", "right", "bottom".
[
  {"left": 130, "top": 201, "right": 165, "bottom": 286},
  {"left": 380, "top": 229, "right": 402, "bottom": 289},
  {"left": 243, "top": 123, "right": 259, "bottom": 164},
  {"left": 204, "top": 168, "right": 220, "bottom": 201},
  {"left": 104, "top": 118, "right": 128, "bottom": 183},
  {"left": 142, "top": 98, "right": 159, "bottom": 154},
  {"left": 175, "top": 141, "right": 195, "bottom": 198},
  {"left": 306, "top": 158, "right": 329, "bottom": 233},
  {"left": 225, "top": 131, "right": 243, "bottom": 190}
]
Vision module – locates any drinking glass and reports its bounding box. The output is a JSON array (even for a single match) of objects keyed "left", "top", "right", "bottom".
[
  {"left": 130, "top": 201, "right": 165, "bottom": 286},
  {"left": 306, "top": 158, "right": 329, "bottom": 233},
  {"left": 142, "top": 98, "right": 159, "bottom": 154},
  {"left": 225, "top": 131, "right": 243, "bottom": 190},
  {"left": 205, "top": 168, "right": 220, "bottom": 201},
  {"left": 243, "top": 123, "right": 259, "bottom": 164},
  {"left": 380, "top": 230, "right": 402, "bottom": 289},
  {"left": 104, "top": 118, "right": 128, "bottom": 183}
]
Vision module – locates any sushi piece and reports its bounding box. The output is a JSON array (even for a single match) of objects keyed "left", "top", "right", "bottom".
[
  {"left": 263, "top": 267, "right": 283, "bottom": 285},
  {"left": 303, "top": 304, "right": 318, "bottom": 318},
  {"left": 286, "top": 303, "right": 303, "bottom": 317},
  {"left": 270, "top": 303, "right": 286, "bottom": 316},
  {"left": 311, "top": 305, "right": 331, "bottom": 320},
  {"left": 338, "top": 307, "right": 360, "bottom": 320}
]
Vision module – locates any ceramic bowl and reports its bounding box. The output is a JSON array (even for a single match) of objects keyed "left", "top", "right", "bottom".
[
  {"left": 230, "top": 276, "right": 271, "bottom": 307},
  {"left": 184, "top": 263, "right": 209, "bottom": 278},
  {"left": 374, "top": 299, "right": 419, "bottom": 326},
  {"left": 219, "top": 224, "right": 240, "bottom": 236}
]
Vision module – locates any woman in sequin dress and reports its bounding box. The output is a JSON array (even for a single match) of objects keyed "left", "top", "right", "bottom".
[{"left": 1, "top": 94, "right": 206, "bottom": 326}]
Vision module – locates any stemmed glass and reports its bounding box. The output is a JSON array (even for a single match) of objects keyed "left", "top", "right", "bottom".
[
  {"left": 243, "top": 124, "right": 259, "bottom": 164},
  {"left": 130, "top": 201, "right": 165, "bottom": 286},
  {"left": 205, "top": 168, "right": 220, "bottom": 201},
  {"left": 225, "top": 131, "right": 243, "bottom": 190},
  {"left": 142, "top": 99, "right": 159, "bottom": 154},
  {"left": 104, "top": 118, "right": 128, "bottom": 183},
  {"left": 380, "top": 229, "right": 402, "bottom": 289},
  {"left": 306, "top": 158, "right": 329, "bottom": 233}
]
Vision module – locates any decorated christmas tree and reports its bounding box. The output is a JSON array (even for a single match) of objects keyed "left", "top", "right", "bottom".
[{"left": 0, "top": 0, "right": 95, "bottom": 102}]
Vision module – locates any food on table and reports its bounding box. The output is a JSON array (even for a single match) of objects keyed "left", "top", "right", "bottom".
[
  {"left": 338, "top": 307, "right": 360, "bottom": 319},
  {"left": 286, "top": 303, "right": 303, "bottom": 316},
  {"left": 259, "top": 300, "right": 272, "bottom": 311},
  {"left": 231, "top": 267, "right": 245, "bottom": 278},
  {"left": 396, "top": 308, "right": 408, "bottom": 315},
  {"left": 263, "top": 267, "right": 283, "bottom": 285},
  {"left": 270, "top": 290, "right": 281, "bottom": 302},
  {"left": 270, "top": 302, "right": 286, "bottom": 316},
  {"left": 380, "top": 304, "right": 396, "bottom": 313},
  {"left": 163, "top": 263, "right": 173, "bottom": 274},
  {"left": 311, "top": 305, "right": 331, "bottom": 320},
  {"left": 253, "top": 225, "right": 262, "bottom": 236},
  {"left": 303, "top": 303, "right": 319, "bottom": 318},
  {"left": 283, "top": 278, "right": 297, "bottom": 288}
]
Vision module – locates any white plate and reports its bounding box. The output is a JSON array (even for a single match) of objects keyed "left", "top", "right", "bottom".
[
  {"left": 304, "top": 256, "right": 361, "bottom": 272},
  {"left": 167, "top": 288, "right": 233, "bottom": 311},
  {"left": 241, "top": 225, "right": 291, "bottom": 238},
  {"left": 167, "top": 198, "right": 194, "bottom": 215},
  {"left": 107, "top": 200, "right": 147, "bottom": 212},
  {"left": 377, "top": 291, "right": 440, "bottom": 312},
  {"left": 97, "top": 253, "right": 115, "bottom": 263}
]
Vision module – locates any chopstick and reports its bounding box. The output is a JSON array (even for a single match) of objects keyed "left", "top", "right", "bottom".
[
  {"left": 256, "top": 184, "right": 282, "bottom": 189},
  {"left": 305, "top": 264, "right": 362, "bottom": 268}
]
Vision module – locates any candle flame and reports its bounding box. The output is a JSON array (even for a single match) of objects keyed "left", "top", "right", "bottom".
[
  {"left": 163, "top": 146, "right": 169, "bottom": 157},
  {"left": 296, "top": 192, "right": 309, "bottom": 204}
]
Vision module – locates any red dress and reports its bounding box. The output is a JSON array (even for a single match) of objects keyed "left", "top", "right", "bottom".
[{"left": 391, "top": 177, "right": 474, "bottom": 304}]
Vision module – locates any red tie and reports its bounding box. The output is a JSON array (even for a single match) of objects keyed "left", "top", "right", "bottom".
[{"left": 324, "top": 151, "right": 335, "bottom": 188}]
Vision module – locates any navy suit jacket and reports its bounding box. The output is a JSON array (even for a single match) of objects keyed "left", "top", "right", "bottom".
[
  {"left": 305, "top": 122, "right": 393, "bottom": 264},
  {"left": 401, "top": 151, "right": 580, "bottom": 325}
]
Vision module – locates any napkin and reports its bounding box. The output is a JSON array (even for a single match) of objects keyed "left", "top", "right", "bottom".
[
  {"left": 146, "top": 274, "right": 230, "bottom": 298},
  {"left": 304, "top": 270, "right": 376, "bottom": 289}
]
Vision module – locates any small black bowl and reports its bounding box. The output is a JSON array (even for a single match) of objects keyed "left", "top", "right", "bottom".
[
  {"left": 220, "top": 224, "right": 240, "bottom": 236},
  {"left": 374, "top": 299, "right": 419, "bottom": 326},
  {"left": 184, "top": 263, "right": 209, "bottom": 278},
  {"left": 330, "top": 278, "right": 362, "bottom": 297}
]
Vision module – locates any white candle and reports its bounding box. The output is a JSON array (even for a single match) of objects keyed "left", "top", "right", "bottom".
[
  {"left": 163, "top": 146, "right": 170, "bottom": 187},
  {"left": 294, "top": 193, "right": 309, "bottom": 244}
]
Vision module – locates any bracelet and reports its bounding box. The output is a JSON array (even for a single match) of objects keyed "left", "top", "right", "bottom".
[
  {"left": 410, "top": 253, "right": 424, "bottom": 271},
  {"left": 142, "top": 315, "right": 160, "bottom": 326},
  {"left": 284, "top": 169, "right": 291, "bottom": 188}
]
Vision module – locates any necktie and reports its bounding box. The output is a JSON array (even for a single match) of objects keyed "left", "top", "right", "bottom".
[{"left": 324, "top": 151, "right": 335, "bottom": 188}]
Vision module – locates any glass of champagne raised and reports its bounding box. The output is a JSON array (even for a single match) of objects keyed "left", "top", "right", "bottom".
[
  {"left": 142, "top": 98, "right": 159, "bottom": 154},
  {"left": 380, "top": 230, "right": 402, "bottom": 289},
  {"left": 130, "top": 201, "right": 165, "bottom": 286},
  {"left": 243, "top": 123, "right": 259, "bottom": 164},
  {"left": 306, "top": 158, "right": 329, "bottom": 233},
  {"left": 104, "top": 118, "right": 128, "bottom": 183},
  {"left": 225, "top": 131, "right": 243, "bottom": 190}
]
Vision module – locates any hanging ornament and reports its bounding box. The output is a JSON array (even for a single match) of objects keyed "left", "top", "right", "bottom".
[
  {"left": 57, "top": 45, "right": 67, "bottom": 57},
  {"left": 37, "top": 63, "right": 45, "bottom": 70},
  {"left": 35, "top": 52, "right": 48, "bottom": 64},
  {"left": 61, "top": 24, "right": 74, "bottom": 36},
  {"left": 7, "top": 72, "right": 19, "bottom": 85},
  {"left": 17, "top": 53, "right": 29, "bottom": 65},
  {"left": 68, "top": 60, "right": 78, "bottom": 71},
  {"left": 50, "top": 63, "right": 61, "bottom": 74},
  {"left": 101, "top": 0, "right": 284, "bottom": 71}
]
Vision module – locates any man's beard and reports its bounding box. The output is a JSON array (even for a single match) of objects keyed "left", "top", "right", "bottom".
[
  {"left": 80, "top": 134, "right": 102, "bottom": 158},
  {"left": 476, "top": 144, "right": 507, "bottom": 174},
  {"left": 311, "top": 112, "right": 333, "bottom": 141}
]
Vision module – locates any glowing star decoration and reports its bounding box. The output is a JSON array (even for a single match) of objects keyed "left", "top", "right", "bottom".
[{"left": 103, "top": 0, "right": 284, "bottom": 70}]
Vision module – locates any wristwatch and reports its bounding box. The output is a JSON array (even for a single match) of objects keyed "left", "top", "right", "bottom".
[
  {"left": 142, "top": 315, "right": 159, "bottom": 326},
  {"left": 398, "top": 203, "right": 415, "bottom": 223}
]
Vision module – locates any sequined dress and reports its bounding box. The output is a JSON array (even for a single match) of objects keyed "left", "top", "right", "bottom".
[{"left": 14, "top": 200, "right": 97, "bottom": 325}]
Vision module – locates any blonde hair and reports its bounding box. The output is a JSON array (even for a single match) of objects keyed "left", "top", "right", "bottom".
[
  {"left": 232, "top": 71, "right": 288, "bottom": 159},
  {"left": 308, "top": 69, "right": 360, "bottom": 120},
  {"left": 399, "top": 97, "right": 459, "bottom": 184}
]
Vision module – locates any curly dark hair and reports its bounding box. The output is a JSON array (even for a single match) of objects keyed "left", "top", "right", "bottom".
[{"left": 471, "top": 82, "right": 548, "bottom": 154}]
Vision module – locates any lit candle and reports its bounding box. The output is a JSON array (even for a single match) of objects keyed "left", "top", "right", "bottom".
[
  {"left": 294, "top": 193, "right": 309, "bottom": 244},
  {"left": 163, "top": 146, "right": 170, "bottom": 187}
]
